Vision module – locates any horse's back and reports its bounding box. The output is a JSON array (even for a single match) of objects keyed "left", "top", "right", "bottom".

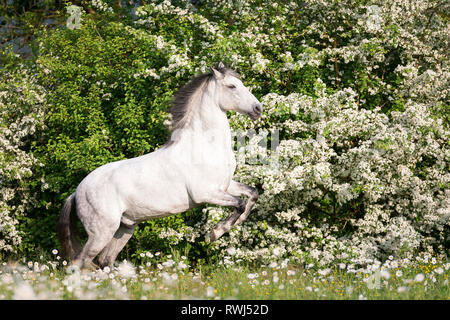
[{"left": 75, "top": 148, "right": 192, "bottom": 222}]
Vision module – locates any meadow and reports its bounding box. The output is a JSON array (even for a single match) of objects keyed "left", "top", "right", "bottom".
[{"left": 1, "top": 250, "right": 448, "bottom": 300}]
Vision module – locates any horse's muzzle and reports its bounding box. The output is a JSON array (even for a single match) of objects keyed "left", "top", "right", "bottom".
[{"left": 248, "top": 103, "right": 263, "bottom": 120}]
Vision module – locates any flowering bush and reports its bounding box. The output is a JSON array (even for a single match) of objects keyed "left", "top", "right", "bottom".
[
  {"left": 0, "top": 52, "right": 47, "bottom": 253},
  {"left": 200, "top": 0, "right": 449, "bottom": 266},
  {"left": 204, "top": 83, "right": 449, "bottom": 266},
  {"left": 1, "top": 0, "right": 448, "bottom": 267}
]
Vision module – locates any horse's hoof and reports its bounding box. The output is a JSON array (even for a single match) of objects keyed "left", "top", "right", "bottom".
[
  {"left": 206, "top": 232, "right": 217, "bottom": 243},
  {"left": 82, "top": 261, "right": 98, "bottom": 271}
]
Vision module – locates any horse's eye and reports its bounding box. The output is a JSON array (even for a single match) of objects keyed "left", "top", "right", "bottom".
[{"left": 226, "top": 84, "right": 236, "bottom": 89}]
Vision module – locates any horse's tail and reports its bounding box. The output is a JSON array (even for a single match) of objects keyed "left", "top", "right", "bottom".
[{"left": 57, "top": 193, "right": 82, "bottom": 260}]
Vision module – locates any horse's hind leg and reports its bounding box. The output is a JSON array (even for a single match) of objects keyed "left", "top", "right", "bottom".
[
  {"left": 98, "top": 223, "right": 136, "bottom": 269},
  {"left": 72, "top": 228, "right": 117, "bottom": 270},
  {"left": 72, "top": 215, "right": 120, "bottom": 270}
]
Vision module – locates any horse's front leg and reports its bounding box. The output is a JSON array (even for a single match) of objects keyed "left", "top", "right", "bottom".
[
  {"left": 197, "top": 189, "right": 244, "bottom": 243},
  {"left": 226, "top": 180, "right": 259, "bottom": 225},
  {"left": 206, "top": 181, "right": 258, "bottom": 242}
]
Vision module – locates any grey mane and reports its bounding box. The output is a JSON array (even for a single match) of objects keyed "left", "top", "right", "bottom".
[
  {"left": 169, "top": 65, "right": 240, "bottom": 130},
  {"left": 170, "top": 72, "right": 212, "bottom": 130}
]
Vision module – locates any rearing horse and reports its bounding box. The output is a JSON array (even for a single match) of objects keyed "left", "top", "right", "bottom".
[{"left": 57, "top": 63, "right": 263, "bottom": 269}]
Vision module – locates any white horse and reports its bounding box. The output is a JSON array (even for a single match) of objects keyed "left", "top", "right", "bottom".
[{"left": 57, "top": 62, "right": 263, "bottom": 269}]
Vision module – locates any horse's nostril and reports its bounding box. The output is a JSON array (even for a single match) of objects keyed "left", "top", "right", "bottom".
[{"left": 253, "top": 103, "right": 262, "bottom": 114}]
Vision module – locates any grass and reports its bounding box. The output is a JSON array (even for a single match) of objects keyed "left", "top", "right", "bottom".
[{"left": 1, "top": 250, "right": 448, "bottom": 300}]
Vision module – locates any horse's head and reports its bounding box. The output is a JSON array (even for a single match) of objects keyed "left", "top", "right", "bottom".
[{"left": 211, "top": 62, "right": 263, "bottom": 121}]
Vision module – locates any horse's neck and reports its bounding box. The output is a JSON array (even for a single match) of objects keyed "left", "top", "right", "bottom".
[
  {"left": 168, "top": 82, "right": 234, "bottom": 161},
  {"left": 192, "top": 95, "right": 230, "bottom": 133},
  {"left": 189, "top": 90, "right": 232, "bottom": 149}
]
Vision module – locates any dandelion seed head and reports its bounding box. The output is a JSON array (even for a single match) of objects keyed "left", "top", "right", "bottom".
[
  {"left": 206, "top": 286, "right": 215, "bottom": 297},
  {"left": 117, "top": 261, "right": 136, "bottom": 278},
  {"left": 434, "top": 267, "right": 443, "bottom": 275},
  {"left": 13, "top": 282, "right": 36, "bottom": 300},
  {"left": 380, "top": 270, "right": 391, "bottom": 279},
  {"left": 397, "top": 286, "right": 407, "bottom": 293},
  {"left": 414, "top": 273, "right": 425, "bottom": 282}
]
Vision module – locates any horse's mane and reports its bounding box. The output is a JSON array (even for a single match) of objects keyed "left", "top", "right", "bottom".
[
  {"left": 170, "top": 73, "right": 212, "bottom": 130},
  {"left": 169, "top": 66, "right": 240, "bottom": 130}
]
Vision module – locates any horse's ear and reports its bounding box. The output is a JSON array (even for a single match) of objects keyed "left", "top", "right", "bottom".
[
  {"left": 210, "top": 67, "right": 224, "bottom": 80},
  {"left": 218, "top": 61, "right": 225, "bottom": 69}
]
